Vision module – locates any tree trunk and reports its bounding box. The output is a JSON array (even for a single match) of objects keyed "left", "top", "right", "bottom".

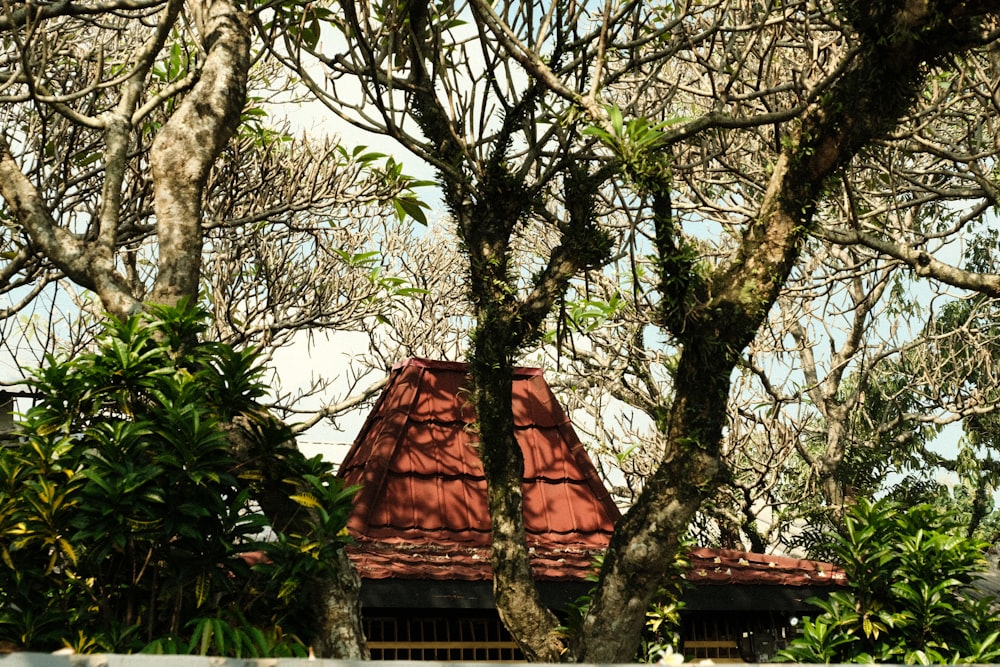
[
  {"left": 818, "top": 402, "right": 850, "bottom": 516},
  {"left": 573, "top": 339, "right": 735, "bottom": 660},
  {"left": 470, "top": 347, "right": 565, "bottom": 663},
  {"left": 149, "top": 0, "right": 250, "bottom": 307},
  {"left": 312, "top": 550, "right": 370, "bottom": 659},
  {"left": 225, "top": 413, "right": 369, "bottom": 658}
]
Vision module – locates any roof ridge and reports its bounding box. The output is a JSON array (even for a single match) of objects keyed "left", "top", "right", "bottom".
[{"left": 393, "top": 356, "right": 545, "bottom": 376}]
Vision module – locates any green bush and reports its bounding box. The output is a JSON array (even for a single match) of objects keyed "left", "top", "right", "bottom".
[
  {"left": 0, "top": 303, "right": 354, "bottom": 655},
  {"left": 779, "top": 498, "right": 1000, "bottom": 664}
]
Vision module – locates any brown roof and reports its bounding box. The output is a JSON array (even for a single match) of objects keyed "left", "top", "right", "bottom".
[{"left": 339, "top": 358, "right": 844, "bottom": 589}]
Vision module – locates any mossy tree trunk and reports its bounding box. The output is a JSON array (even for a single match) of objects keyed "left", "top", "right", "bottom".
[
  {"left": 572, "top": 3, "right": 999, "bottom": 660},
  {"left": 366, "top": 0, "right": 620, "bottom": 656}
]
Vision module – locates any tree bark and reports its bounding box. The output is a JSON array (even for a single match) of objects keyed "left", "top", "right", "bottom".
[
  {"left": 389, "top": 1, "right": 610, "bottom": 652},
  {"left": 457, "top": 166, "right": 613, "bottom": 661},
  {"left": 470, "top": 341, "right": 565, "bottom": 663},
  {"left": 312, "top": 550, "right": 370, "bottom": 659},
  {"left": 149, "top": 0, "right": 250, "bottom": 307}
]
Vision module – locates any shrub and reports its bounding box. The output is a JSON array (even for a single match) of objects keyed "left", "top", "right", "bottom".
[
  {"left": 0, "top": 303, "right": 354, "bottom": 654},
  {"left": 779, "top": 498, "right": 1000, "bottom": 664}
]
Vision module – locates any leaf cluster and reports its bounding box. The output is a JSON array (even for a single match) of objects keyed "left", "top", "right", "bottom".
[
  {"left": 0, "top": 303, "right": 354, "bottom": 654},
  {"left": 583, "top": 106, "right": 680, "bottom": 197},
  {"left": 779, "top": 498, "right": 1000, "bottom": 664}
]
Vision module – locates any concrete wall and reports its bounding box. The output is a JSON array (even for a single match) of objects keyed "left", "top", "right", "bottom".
[
  {"left": 2, "top": 656, "right": 648, "bottom": 667},
  {"left": 1, "top": 655, "right": 355, "bottom": 667}
]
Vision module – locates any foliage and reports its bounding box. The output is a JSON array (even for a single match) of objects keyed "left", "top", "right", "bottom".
[
  {"left": 4, "top": 0, "right": 1000, "bottom": 659},
  {"left": 637, "top": 589, "right": 687, "bottom": 663},
  {"left": 141, "top": 611, "right": 308, "bottom": 658},
  {"left": 0, "top": 303, "right": 354, "bottom": 654},
  {"left": 560, "top": 544, "right": 690, "bottom": 663},
  {"left": 583, "top": 106, "right": 682, "bottom": 194},
  {"left": 778, "top": 498, "right": 1000, "bottom": 664}
]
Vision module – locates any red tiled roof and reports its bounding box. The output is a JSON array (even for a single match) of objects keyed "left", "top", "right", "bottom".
[
  {"left": 339, "top": 358, "right": 844, "bottom": 589},
  {"left": 339, "top": 358, "right": 619, "bottom": 581}
]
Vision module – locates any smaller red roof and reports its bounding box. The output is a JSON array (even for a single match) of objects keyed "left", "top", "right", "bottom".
[{"left": 686, "top": 547, "right": 845, "bottom": 587}]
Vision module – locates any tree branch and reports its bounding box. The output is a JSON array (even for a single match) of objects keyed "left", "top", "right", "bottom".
[
  {"left": 0, "top": 0, "right": 165, "bottom": 31},
  {"left": 820, "top": 225, "right": 1000, "bottom": 297}
]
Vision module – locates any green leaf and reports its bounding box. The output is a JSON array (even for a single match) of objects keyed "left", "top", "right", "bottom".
[
  {"left": 198, "top": 617, "right": 213, "bottom": 656},
  {"left": 609, "top": 104, "right": 623, "bottom": 136},
  {"left": 393, "top": 195, "right": 430, "bottom": 225},
  {"left": 278, "top": 578, "right": 299, "bottom": 601},
  {"left": 195, "top": 572, "right": 210, "bottom": 608},
  {"left": 212, "top": 617, "right": 227, "bottom": 655},
  {"left": 56, "top": 537, "right": 77, "bottom": 567}
]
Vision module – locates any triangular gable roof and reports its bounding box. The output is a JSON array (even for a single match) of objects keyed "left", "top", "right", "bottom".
[{"left": 338, "top": 357, "right": 620, "bottom": 582}]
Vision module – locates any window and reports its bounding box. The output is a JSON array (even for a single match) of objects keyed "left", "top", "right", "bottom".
[{"left": 365, "top": 612, "right": 522, "bottom": 662}]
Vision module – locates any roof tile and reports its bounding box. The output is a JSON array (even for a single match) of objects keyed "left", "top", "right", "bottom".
[{"left": 686, "top": 547, "right": 845, "bottom": 586}]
